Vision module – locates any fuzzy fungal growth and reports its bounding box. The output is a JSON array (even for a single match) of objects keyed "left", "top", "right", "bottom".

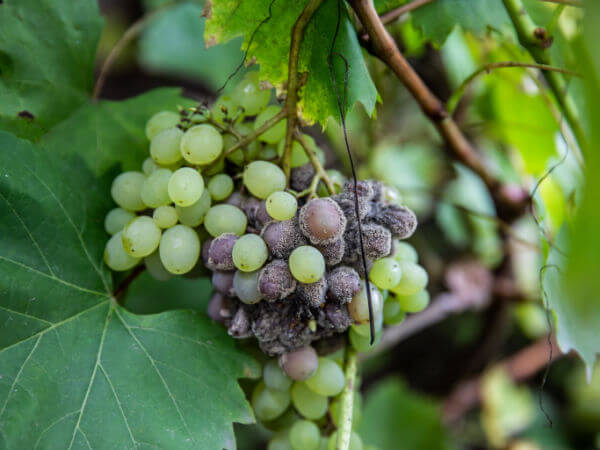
[{"left": 199, "top": 179, "right": 418, "bottom": 356}]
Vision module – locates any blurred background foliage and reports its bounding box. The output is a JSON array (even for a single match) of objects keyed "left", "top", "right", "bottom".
[{"left": 96, "top": 0, "right": 599, "bottom": 448}]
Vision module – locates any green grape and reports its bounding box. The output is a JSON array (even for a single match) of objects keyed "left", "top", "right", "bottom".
[
  {"left": 150, "top": 127, "right": 184, "bottom": 165},
  {"left": 291, "top": 382, "right": 328, "bottom": 420},
  {"left": 348, "top": 282, "right": 383, "bottom": 323},
  {"left": 144, "top": 251, "right": 173, "bottom": 281},
  {"left": 268, "top": 434, "right": 294, "bottom": 450},
  {"left": 254, "top": 106, "right": 286, "bottom": 144},
  {"left": 168, "top": 167, "right": 204, "bottom": 207},
  {"left": 289, "top": 420, "right": 320, "bottom": 450},
  {"left": 233, "top": 270, "right": 263, "bottom": 304},
  {"left": 104, "top": 231, "right": 140, "bottom": 271},
  {"left": 153, "top": 205, "right": 178, "bottom": 229},
  {"left": 349, "top": 326, "right": 382, "bottom": 353},
  {"left": 207, "top": 174, "right": 234, "bottom": 201},
  {"left": 104, "top": 208, "right": 135, "bottom": 235},
  {"left": 111, "top": 171, "right": 146, "bottom": 211},
  {"left": 264, "top": 360, "right": 293, "bottom": 391},
  {"left": 176, "top": 189, "right": 211, "bottom": 227},
  {"left": 305, "top": 358, "right": 345, "bottom": 397},
  {"left": 393, "top": 241, "right": 418, "bottom": 263},
  {"left": 369, "top": 257, "right": 402, "bottom": 290},
  {"left": 351, "top": 306, "right": 383, "bottom": 336},
  {"left": 142, "top": 157, "right": 159, "bottom": 175},
  {"left": 327, "top": 431, "right": 363, "bottom": 450},
  {"left": 212, "top": 94, "right": 242, "bottom": 123},
  {"left": 204, "top": 204, "right": 247, "bottom": 237},
  {"left": 266, "top": 191, "right": 297, "bottom": 221},
  {"left": 260, "top": 144, "right": 279, "bottom": 160},
  {"left": 389, "top": 261, "right": 428, "bottom": 295},
  {"left": 395, "top": 290, "right": 430, "bottom": 313},
  {"left": 145, "top": 110, "right": 180, "bottom": 140},
  {"left": 232, "top": 234, "right": 268, "bottom": 272},
  {"left": 251, "top": 382, "right": 290, "bottom": 422},
  {"left": 277, "top": 135, "right": 325, "bottom": 168},
  {"left": 383, "top": 299, "right": 406, "bottom": 325},
  {"left": 141, "top": 168, "right": 172, "bottom": 208},
  {"left": 288, "top": 246, "right": 325, "bottom": 284},
  {"left": 243, "top": 161, "right": 286, "bottom": 199},
  {"left": 202, "top": 157, "right": 226, "bottom": 177},
  {"left": 180, "top": 124, "right": 223, "bottom": 165},
  {"left": 121, "top": 216, "right": 161, "bottom": 258},
  {"left": 159, "top": 225, "right": 201, "bottom": 274},
  {"left": 329, "top": 392, "right": 361, "bottom": 427},
  {"left": 235, "top": 71, "right": 271, "bottom": 116}
]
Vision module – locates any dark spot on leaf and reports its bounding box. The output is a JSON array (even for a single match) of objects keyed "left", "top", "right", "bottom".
[
  {"left": 18, "top": 111, "right": 35, "bottom": 120},
  {"left": 0, "top": 51, "right": 12, "bottom": 76}
]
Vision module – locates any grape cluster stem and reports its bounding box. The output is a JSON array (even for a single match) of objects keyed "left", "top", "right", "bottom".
[{"left": 336, "top": 346, "right": 358, "bottom": 450}]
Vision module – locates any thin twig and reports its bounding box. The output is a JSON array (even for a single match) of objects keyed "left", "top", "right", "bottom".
[
  {"left": 294, "top": 131, "right": 336, "bottom": 195},
  {"left": 358, "top": 0, "right": 436, "bottom": 38},
  {"left": 442, "top": 335, "right": 564, "bottom": 423},
  {"left": 223, "top": 108, "right": 287, "bottom": 156},
  {"left": 282, "top": 0, "right": 326, "bottom": 182},
  {"left": 113, "top": 266, "right": 145, "bottom": 302},
  {"left": 502, "top": 0, "right": 587, "bottom": 149},
  {"left": 93, "top": 5, "right": 173, "bottom": 100},
  {"left": 540, "top": 0, "right": 583, "bottom": 6},
  {"left": 336, "top": 347, "right": 357, "bottom": 450},
  {"left": 348, "top": 0, "right": 529, "bottom": 222},
  {"left": 447, "top": 61, "right": 582, "bottom": 114}
]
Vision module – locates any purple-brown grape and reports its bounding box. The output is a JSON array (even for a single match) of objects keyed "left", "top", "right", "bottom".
[
  {"left": 299, "top": 198, "right": 346, "bottom": 245},
  {"left": 278, "top": 346, "right": 319, "bottom": 381},
  {"left": 258, "top": 259, "right": 296, "bottom": 301},
  {"left": 208, "top": 233, "right": 238, "bottom": 271}
]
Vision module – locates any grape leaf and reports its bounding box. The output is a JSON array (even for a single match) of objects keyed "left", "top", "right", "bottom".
[
  {"left": 374, "top": 0, "right": 511, "bottom": 46},
  {"left": 40, "top": 88, "right": 194, "bottom": 177},
  {"left": 0, "top": 0, "right": 103, "bottom": 139},
  {"left": 138, "top": 2, "right": 246, "bottom": 91},
  {"left": 204, "top": 0, "right": 378, "bottom": 125},
  {"left": 358, "top": 378, "right": 456, "bottom": 450},
  {"left": 0, "top": 131, "right": 259, "bottom": 449}
]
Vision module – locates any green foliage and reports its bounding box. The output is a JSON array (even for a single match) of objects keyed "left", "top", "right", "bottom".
[
  {"left": 0, "top": 132, "right": 259, "bottom": 449},
  {"left": 41, "top": 89, "right": 194, "bottom": 177},
  {"left": 204, "top": 0, "right": 377, "bottom": 125},
  {"left": 138, "top": 3, "right": 246, "bottom": 90},
  {"left": 358, "top": 378, "right": 455, "bottom": 450},
  {"left": 0, "top": 0, "right": 103, "bottom": 139}
]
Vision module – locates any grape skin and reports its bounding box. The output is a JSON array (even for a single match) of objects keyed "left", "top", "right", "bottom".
[
  {"left": 211, "top": 270, "right": 235, "bottom": 297},
  {"left": 145, "top": 111, "right": 180, "bottom": 140},
  {"left": 389, "top": 261, "right": 428, "bottom": 296},
  {"left": 254, "top": 106, "right": 286, "bottom": 144},
  {"left": 243, "top": 161, "right": 286, "bottom": 199},
  {"left": 305, "top": 357, "right": 345, "bottom": 397},
  {"left": 207, "top": 174, "right": 234, "bottom": 201},
  {"left": 122, "top": 216, "right": 161, "bottom": 258},
  {"left": 204, "top": 204, "right": 248, "bottom": 237},
  {"left": 150, "top": 127, "right": 183, "bottom": 165},
  {"left": 251, "top": 381, "right": 290, "bottom": 422},
  {"left": 369, "top": 257, "right": 402, "bottom": 290},
  {"left": 176, "top": 189, "right": 211, "bottom": 227},
  {"left": 289, "top": 420, "right": 320, "bottom": 450},
  {"left": 395, "top": 289, "right": 430, "bottom": 313},
  {"left": 180, "top": 124, "right": 223, "bottom": 165},
  {"left": 291, "top": 382, "right": 328, "bottom": 420},
  {"left": 233, "top": 270, "right": 263, "bottom": 304},
  {"left": 348, "top": 282, "right": 383, "bottom": 324},
  {"left": 232, "top": 234, "right": 268, "bottom": 272},
  {"left": 288, "top": 246, "right": 325, "bottom": 284},
  {"left": 266, "top": 191, "right": 298, "bottom": 221},
  {"left": 278, "top": 346, "right": 318, "bottom": 381},
  {"left": 263, "top": 360, "right": 293, "bottom": 391},
  {"left": 299, "top": 198, "right": 346, "bottom": 245},
  {"left": 234, "top": 71, "right": 270, "bottom": 116},
  {"left": 208, "top": 233, "right": 238, "bottom": 271},
  {"left": 158, "top": 225, "right": 201, "bottom": 274},
  {"left": 258, "top": 259, "right": 296, "bottom": 301},
  {"left": 104, "top": 231, "right": 140, "bottom": 271},
  {"left": 141, "top": 168, "right": 172, "bottom": 208},
  {"left": 168, "top": 167, "right": 204, "bottom": 207},
  {"left": 111, "top": 171, "right": 146, "bottom": 212},
  {"left": 153, "top": 205, "right": 178, "bottom": 229},
  {"left": 104, "top": 208, "right": 135, "bottom": 235},
  {"left": 144, "top": 251, "right": 173, "bottom": 281}
]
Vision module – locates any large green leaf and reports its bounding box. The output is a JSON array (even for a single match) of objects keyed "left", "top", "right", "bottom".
[
  {"left": 204, "top": 0, "right": 377, "bottom": 125},
  {"left": 0, "top": 132, "right": 259, "bottom": 449},
  {"left": 138, "top": 2, "right": 245, "bottom": 91},
  {"left": 543, "top": 1, "right": 600, "bottom": 373},
  {"left": 375, "top": 0, "right": 510, "bottom": 46},
  {"left": 358, "top": 378, "right": 456, "bottom": 450},
  {"left": 40, "top": 88, "right": 194, "bottom": 177},
  {"left": 0, "top": 0, "right": 103, "bottom": 139}
]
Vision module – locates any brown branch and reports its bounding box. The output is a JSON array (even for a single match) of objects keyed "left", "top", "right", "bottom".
[
  {"left": 113, "top": 265, "right": 145, "bottom": 303},
  {"left": 294, "top": 131, "right": 336, "bottom": 195},
  {"left": 442, "top": 335, "right": 564, "bottom": 423},
  {"left": 348, "top": 0, "right": 529, "bottom": 222},
  {"left": 94, "top": 5, "right": 173, "bottom": 100},
  {"left": 282, "top": 0, "right": 326, "bottom": 182},
  {"left": 358, "top": 0, "right": 436, "bottom": 38},
  {"left": 447, "top": 61, "right": 582, "bottom": 114},
  {"left": 223, "top": 108, "right": 287, "bottom": 156}
]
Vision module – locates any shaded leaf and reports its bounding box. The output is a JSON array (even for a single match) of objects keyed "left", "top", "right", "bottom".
[
  {"left": 358, "top": 378, "right": 455, "bottom": 450},
  {"left": 0, "top": 132, "right": 259, "bottom": 449},
  {"left": 138, "top": 3, "right": 246, "bottom": 91},
  {"left": 205, "top": 0, "right": 377, "bottom": 125},
  {"left": 40, "top": 88, "right": 194, "bottom": 177},
  {"left": 0, "top": 0, "right": 103, "bottom": 139}
]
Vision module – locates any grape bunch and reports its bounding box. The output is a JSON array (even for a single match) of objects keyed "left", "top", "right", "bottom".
[{"left": 102, "top": 70, "right": 430, "bottom": 450}]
